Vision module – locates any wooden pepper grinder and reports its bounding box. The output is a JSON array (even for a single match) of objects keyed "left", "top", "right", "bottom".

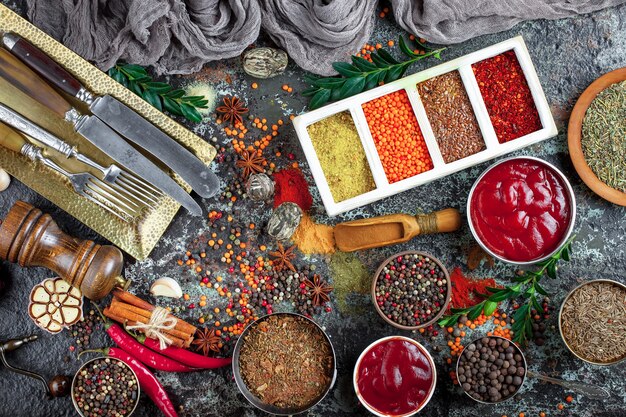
[{"left": 0, "top": 201, "right": 130, "bottom": 300}]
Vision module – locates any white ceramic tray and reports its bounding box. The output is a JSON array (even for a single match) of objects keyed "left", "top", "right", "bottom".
[{"left": 293, "top": 36, "right": 557, "bottom": 216}]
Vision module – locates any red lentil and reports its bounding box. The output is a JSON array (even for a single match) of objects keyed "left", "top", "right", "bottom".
[
  {"left": 472, "top": 50, "right": 542, "bottom": 143},
  {"left": 362, "top": 90, "right": 433, "bottom": 183}
]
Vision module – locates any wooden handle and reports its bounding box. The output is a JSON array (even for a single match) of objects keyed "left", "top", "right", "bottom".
[
  {"left": 0, "top": 48, "right": 71, "bottom": 117},
  {"left": 3, "top": 33, "right": 83, "bottom": 98},
  {"left": 0, "top": 201, "right": 129, "bottom": 300},
  {"left": 0, "top": 122, "right": 27, "bottom": 153},
  {"left": 415, "top": 208, "right": 462, "bottom": 235}
]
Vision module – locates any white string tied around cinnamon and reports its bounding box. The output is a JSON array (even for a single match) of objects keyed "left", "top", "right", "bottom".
[{"left": 126, "top": 306, "right": 177, "bottom": 350}]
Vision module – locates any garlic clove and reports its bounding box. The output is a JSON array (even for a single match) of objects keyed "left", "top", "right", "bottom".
[
  {"left": 30, "top": 304, "right": 47, "bottom": 318},
  {"left": 28, "top": 278, "right": 84, "bottom": 334},
  {"left": 150, "top": 277, "right": 183, "bottom": 299},
  {"left": 0, "top": 168, "right": 10, "bottom": 192}
]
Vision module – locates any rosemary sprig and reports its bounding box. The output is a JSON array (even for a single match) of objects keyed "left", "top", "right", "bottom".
[
  {"left": 108, "top": 63, "right": 208, "bottom": 123},
  {"left": 303, "top": 36, "right": 446, "bottom": 109},
  {"left": 438, "top": 236, "right": 576, "bottom": 345}
]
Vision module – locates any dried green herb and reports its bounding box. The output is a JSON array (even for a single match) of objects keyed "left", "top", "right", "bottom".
[
  {"left": 303, "top": 36, "right": 445, "bottom": 109},
  {"left": 438, "top": 236, "right": 575, "bottom": 345},
  {"left": 108, "top": 63, "right": 208, "bottom": 123},
  {"left": 582, "top": 80, "right": 626, "bottom": 192}
]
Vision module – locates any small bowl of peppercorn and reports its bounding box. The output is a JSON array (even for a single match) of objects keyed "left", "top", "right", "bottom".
[
  {"left": 71, "top": 356, "right": 140, "bottom": 417},
  {"left": 371, "top": 251, "right": 451, "bottom": 330},
  {"left": 456, "top": 336, "right": 527, "bottom": 404}
]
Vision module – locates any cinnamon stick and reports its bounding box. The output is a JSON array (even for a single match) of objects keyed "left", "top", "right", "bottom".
[
  {"left": 110, "top": 298, "right": 193, "bottom": 335},
  {"left": 112, "top": 290, "right": 198, "bottom": 335},
  {"left": 103, "top": 306, "right": 187, "bottom": 348}
]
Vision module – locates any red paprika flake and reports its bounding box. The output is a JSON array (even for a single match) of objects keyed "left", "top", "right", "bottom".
[
  {"left": 273, "top": 168, "right": 313, "bottom": 211},
  {"left": 472, "top": 50, "right": 542, "bottom": 143},
  {"left": 449, "top": 267, "right": 497, "bottom": 310}
]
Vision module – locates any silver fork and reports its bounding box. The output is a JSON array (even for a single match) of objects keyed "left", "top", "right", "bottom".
[
  {"left": 0, "top": 103, "right": 162, "bottom": 208},
  {"left": 20, "top": 143, "right": 143, "bottom": 221}
]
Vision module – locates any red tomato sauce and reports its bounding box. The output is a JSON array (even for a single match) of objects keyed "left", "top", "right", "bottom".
[
  {"left": 356, "top": 338, "right": 434, "bottom": 416},
  {"left": 470, "top": 158, "right": 571, "bottom": 262}
]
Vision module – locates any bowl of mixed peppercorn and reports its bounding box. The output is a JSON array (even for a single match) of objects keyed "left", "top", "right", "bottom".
[{"left": 371, "top": 251, "right": 451, "bottom": 330}]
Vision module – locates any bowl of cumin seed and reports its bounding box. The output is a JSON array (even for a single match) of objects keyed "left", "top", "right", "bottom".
[{"left": 233, "top": 312, "right": 337, "bottom": 415}]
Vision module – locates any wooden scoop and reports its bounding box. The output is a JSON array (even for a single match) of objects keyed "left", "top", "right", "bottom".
[{"left": 334, "top": 208, "right": 461, "bottom": 252}]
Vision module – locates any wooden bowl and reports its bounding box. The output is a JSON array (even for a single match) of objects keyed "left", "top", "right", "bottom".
[{"left": 568, "top": 67, "right": 626, "bottom": 205}]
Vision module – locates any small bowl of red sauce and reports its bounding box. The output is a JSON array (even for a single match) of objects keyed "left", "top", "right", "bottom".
[
  {"left": 468, "top": 156, "right": 576, "bottom": 265},
  {"left": 354, "top": 336, "right": 437, "bottom": 416}
]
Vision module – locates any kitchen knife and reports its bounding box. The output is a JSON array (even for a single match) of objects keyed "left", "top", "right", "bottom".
[
  {"left": 0, "top": 47, "right": 201, "bottom": 216},
  {"left": 2, "top": 32, "right": 220, "bottom": 199}
]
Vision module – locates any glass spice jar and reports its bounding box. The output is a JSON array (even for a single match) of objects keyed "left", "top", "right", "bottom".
[
  {"left": 246, "top": 173, "right": 275, "bottom": 202},
  {"left": 267, "top": 202, "right": 302, "bottom": 241}
]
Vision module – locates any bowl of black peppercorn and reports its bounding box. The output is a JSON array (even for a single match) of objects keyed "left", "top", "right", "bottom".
[
  {"left": 456, "top": 336, "right": 527, "bottom": 404},
  {"left": 371, "top": 251, "right": 451, "bottom": 330}
]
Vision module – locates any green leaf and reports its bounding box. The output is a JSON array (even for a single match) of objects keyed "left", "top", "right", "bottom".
[
  {"left": 450, "top": 307, "right": 471, "bottom": 314},
  {"left": 438, "top": 315, "right": 459, "bottom": 328},
  {"left": 309, "top": 89, "right": 332, "bottom": 109},
  {"left": 338, "top": 76, "right": 366, "bottom": 100},
  {"left": 351, "top": 56, "right": 378, "bottom": 72},
  {"left": 186, "top": 98, "right": 209, "bottom": 108},
  {"left": 129, "top": 81, "right": 144, "bottom": 96},
  {"left": 483, "top": 300, "right": 498, "bottom": 317},
  {"left": 561, "top": 246, "right": 571, "bottom": 261},
  {"left": 365, "top": 72, "right": 380, "bottom": 90},
  {"left": 370, "top": 53, "right": 390, "bottom": 68},
  {"left": 144, "top": 81, "right": 172, "bottom": 93},
  {"left": 467, "top": 302, "right": 485, "bottom": 320},
  {"left": 143, "top": 89, "right": 162, "bottom": 111},
  {"left": 488, "top": 290, "right": 514, "bottom": 302},
  {"left": 486, "top": 287, "right": 504, "bottom": 294},
  {"left": 332, "top": 62, "right": 361, "bottom": 77},
  {"left": 163, "top": 96, "right": 183, "bottom": 116},
  {"left": 398, "top": 36, "right": 419, "bottom": 58},
  {"left": 534, "top": 282, "right": 549, "bottom": 296},
  {"left": 531, "top": 295, "right": 542, "bottom": 312},
  {"left": 164, "top": 89, "right": 186, "bottom": 99},
  {"left": 313, "top": 77, "right": 346, "bottom": 89},
  {"left": 301, "top": 87, "right": 320, "bottom": 97},
  {"left": 547, "top": 262, "right": 557, "bottom": 279},
  {"left": 179, "top": 102, "right": 203, "bottom": 123},
  {"left": 513, "top": 274, "right": 529, "bottom": 283},
  {"left": 377, "top": 49, "right": 400, "bottom": 65}
]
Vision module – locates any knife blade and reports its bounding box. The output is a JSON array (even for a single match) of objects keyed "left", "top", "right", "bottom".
[
  {"left": 0, "top": 47, "right": 202, "bottom": 216},
  {"left": 2, "top": 32, "right": 221, "bottom": 199}
]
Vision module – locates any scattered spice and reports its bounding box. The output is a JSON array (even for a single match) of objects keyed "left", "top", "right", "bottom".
[
  {"left": 363, "top": 90, "right": 433, "bottom": 183},
  {"left": 216, "top": 96, "right": 248, "bottom": 125},
  {"left": 560, "top": 281, "right": 626, "bottom": 363},
  {"left": 473, "top": 50, "right": 542, "bottom": 143},
  {"left": 329, "top": 252, "right": 370, "bottom": 313},
  {"left": 236, "top": 150, "right": 266, "bottom": 179},
  {"left": 273, "top": 168, "right": 313, "bottom": 211},
  {"left": 581, "top": 80, "right": 626, "bottom": 192},
  {"left": 306, "top": 112, "right": 376, "bottom": 202},
  {"left": 192, "top": 327, "right": 222, "bottom": 356},
  {"left": 417, "top": 71, "right": 485, "bottom": 163},
  {"left": 292, "top": 213, "right": 336, "bottom": 255},
  {"left": 466, "top": 245, "right": 495, "bottom": 270},
  {"left": 374, "top": 253, "right": 449, "bottom": 327},
  {"left": 238, "top": 315, "right": 334, "bottom": 410},
  {"left": 269, "top": 243, "right": 297, "bottom": 272},
  {"left": 303, "top": 275, "right": 333, "bottom": 306},
  {"left": 449, "top": 267, "right": 496, "bottom": 309},
  {"left": 184, "top": 81, "right": 216, "bottom": 115}
]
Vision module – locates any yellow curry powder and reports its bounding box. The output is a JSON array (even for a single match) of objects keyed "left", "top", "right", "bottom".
[{"left": 307, "top": 112, "right": 375, "bottom": 202}]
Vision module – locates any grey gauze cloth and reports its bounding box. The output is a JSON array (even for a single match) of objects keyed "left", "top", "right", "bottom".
[
  {"left": 391, "top": 0, "right": 626, "bottom": 44},
  {"left": 26, "top": 0, "right": 263, "bottom": 75},
  {"left": 259, "top": 0, "right": 378, "bottom": 76}
]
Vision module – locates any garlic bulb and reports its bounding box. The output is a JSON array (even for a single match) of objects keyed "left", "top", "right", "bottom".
[
  {"left": 29, "top": 278, "right": 83, "bottom": 334},
  {"left": 150, "top": 277, "right": 183, "bottom": 299}
]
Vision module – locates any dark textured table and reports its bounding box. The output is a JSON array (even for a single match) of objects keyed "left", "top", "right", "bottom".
[{"left": 0, "top": 2, "right": 625, "bottom": 417}]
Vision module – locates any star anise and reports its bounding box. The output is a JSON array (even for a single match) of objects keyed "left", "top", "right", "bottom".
[
  {"left": 235, "top": 150, "right": 265, "bottom": 179},
  {"left": 304, "top": 274, "right": 333, "bottom": 307},
  {"left": 192, "top": 327, "right": 221, "bottom": 356},
  {"left": 216, "top": 96, "right": 248, "bottom": 125},
  {"left": 269, "top": 243, "right": 296, "bottom": 272}
]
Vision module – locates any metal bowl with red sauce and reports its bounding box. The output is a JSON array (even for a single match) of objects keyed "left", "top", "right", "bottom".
[
  {"left": 468, "top": 156, "right": 576, "bottom": 265},
  {"left": 354, "top": 336, "right": 437, "bottom": 416}
]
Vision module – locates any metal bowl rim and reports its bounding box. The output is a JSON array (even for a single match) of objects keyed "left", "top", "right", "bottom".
[
  {"left": 371, "top": 250, "right": 452, "bottom": 331},
  {"left": 558, "top": 278, "right": 626, "bottom": 366},
  {"left": 455, "top": 335, "right": 528, "bottom": 405},
  {"left": 71, "top": 356, "right": 141, "bottom": 417},
  {"left": 353, "top": 335, "right": 437, "bottom": 417},
  {"left": 232, "top": 312, "right": 337, "bottom": 415},
  {"left": 466, "top": 155, "right": 577, "bottom": 266}
]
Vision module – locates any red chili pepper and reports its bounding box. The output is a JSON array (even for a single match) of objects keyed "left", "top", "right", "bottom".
[
  {"left": 80, "top": 348, "right": 178, "bottom": 417},
  {"left": 141, "top": 335, "right": 232, "bottom": 369},
  {"left": 105, "top": 322, "right": 197, "bottom": 372}
]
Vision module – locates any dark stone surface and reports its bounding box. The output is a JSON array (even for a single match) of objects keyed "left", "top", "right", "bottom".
[{"left": 0, "top": 1, "right": 625, "bottom": 417}]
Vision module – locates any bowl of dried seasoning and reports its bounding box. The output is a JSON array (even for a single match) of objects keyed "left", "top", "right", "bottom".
[
  {"left": 568, "top": 67, "right": 626, "bottom": 206},
  {"left": 371, "top": 251, "right": 451, "bottom": 330},
  {"left": 559, "top": 279, "right": 626, "bottom": 365},
  {"left": 233, "top": 313, "right": 337, "bottom": 415}
]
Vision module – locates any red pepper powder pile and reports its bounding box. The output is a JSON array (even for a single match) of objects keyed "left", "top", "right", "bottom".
[
  {"left": 273, "top": 168, "right": 313, "bottom": 211},
  {"left": 473, "top": 50, "right": 542, "bottom": 143},
  {"left": 449, "top": 267, "right": 496, "bottom": 309}
]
